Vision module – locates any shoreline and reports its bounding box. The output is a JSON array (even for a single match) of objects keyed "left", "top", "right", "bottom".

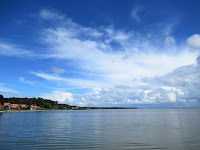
[
  {"left": 0, "top": 109, "right": 68, "bottom": 113},
  {"left": 0, "top": 108, "right": 138, "bottom": 113}
]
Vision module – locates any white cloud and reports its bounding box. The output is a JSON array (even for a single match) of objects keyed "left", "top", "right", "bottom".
[
  {"left": 76, "top": 101, "right": 88, "bottom": 107},
  {"left": 165, "top": 36, "right": 176, "bottom": 47},
  {"left": 0, "top": 83, "right": 19, "bottom": 96},
  {"left": 167, "top": 92, "right": 176, "bottom": 102},
  {"left": 52, "top": 67, "right": 65, "bottom": 74},
  {"left": 0, "top": 42, "right": 34, "bottom": 57},
  {"left": 42, "top": 90, "right": 90, "bottom": 106},
  {"left": 114, "top": 31, "right": 130, "bottom": 41},
  {"left": 93, "top": 87, "right": 102, "bottom": 94},
  {"left": 39, "top": 9, "right": 64, "bottom": 20},
  {"left": 32, "top": 72, "right": 106, "bottom": 88},
  {"left": 19, "top": 77, "right": 35, "bottom": 85},
  {"left": 64, "top": 56, "right": 200, "bottom": 106},
  {"left": 40, "top": 24, "right": 197, "bottom": 86},
  {"left": 187, "top": 34, "right": 200, "bottom": 49},
  {"left": 42, "top": 90, "right": 73, "bottom": 103},
  {"left": 32, "top": 72, "right": 64, "bottom": 81}
]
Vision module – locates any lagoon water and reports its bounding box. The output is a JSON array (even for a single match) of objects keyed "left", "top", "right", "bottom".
[{"left": 0, "top": 109, "right": 200, "bottom": 150}]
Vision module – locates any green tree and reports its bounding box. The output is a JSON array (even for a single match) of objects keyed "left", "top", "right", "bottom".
[
  {"left": 58, "top": 104, "right": 64, "bottom": 109},
  {"left": 0, "top": 94, "right": 4, "bottom": 104},
  {"left": 53, "top": 106, "right": 58, "bottom": 109},
  {"left": 44, "top": 102, "right": 52, "bottom": 109},
  {"left": 36, "top": 98, "right": 44, "bottom": 106}
]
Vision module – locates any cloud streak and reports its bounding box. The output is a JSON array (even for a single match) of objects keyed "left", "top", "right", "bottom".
[
  {"left": 19, "top": 77, "right": 35, "bottom": 85},
  {"left": 0, "top": 42, "right": 34, "bottom": 57},
  {"left": 32, "top": 72, "right": 106, "bottom": 88},
  {"left": 131, "top": 7, "right": 142, "bottom": 22},
  {"left": 0, "top": 83, "right": 19, "bottom": 96}
]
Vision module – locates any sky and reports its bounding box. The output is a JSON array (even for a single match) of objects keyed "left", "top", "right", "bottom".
[{"left": 0, "top": 0, "right": 200, "bottom": 108}]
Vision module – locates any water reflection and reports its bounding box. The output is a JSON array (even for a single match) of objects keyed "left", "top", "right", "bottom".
[{"left": 0, "top": 109, "right": 200, "bottom": 150}]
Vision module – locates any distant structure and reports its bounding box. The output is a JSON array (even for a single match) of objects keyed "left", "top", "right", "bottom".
[
  {"left": 4, "top": 103, "right": 11, "bottom": 109},
  {"left": 19, "top": 104, "right": 27, "bottom": 109},
  {"left": 11, "top": 104, "right": 19, "bottom": 109},
  {"left": 71, "top": 106, "right": 80, "bottom": 110},
  {"left": 3, "top": 103, "right": 27, "bottom": 110},
  {"left": 8, "top": 104, "right": 11, "bottom": 109},
  {"left": 30, "top": 104, "right": 42, "bottom": 110}
]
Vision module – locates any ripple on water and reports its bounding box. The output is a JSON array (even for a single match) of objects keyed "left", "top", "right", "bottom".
[{"left": 0, "top": 109, "right": 200, "bottom": 150}]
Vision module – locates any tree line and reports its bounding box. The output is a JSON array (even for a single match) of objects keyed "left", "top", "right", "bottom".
[{"left": 0, "top": 94, "right": 72, "bottom": 109}]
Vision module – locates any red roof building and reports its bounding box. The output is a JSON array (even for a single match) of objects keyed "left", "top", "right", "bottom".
[
  {"left": 30, "top": 105, "right": 38, "bottom": 110},
  {"left": 4, "top": 103, "right": 10, "bottom": 107},
  {"left": 19, "top": 104, "right": 27, "bottom": 108},
  {"left": 11, "top": 104, "right": 19, "bottom": 109}
]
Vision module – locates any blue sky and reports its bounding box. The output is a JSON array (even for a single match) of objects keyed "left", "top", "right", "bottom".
[{"left": 1, "top": 0, "right": 200, "bottom": 108}]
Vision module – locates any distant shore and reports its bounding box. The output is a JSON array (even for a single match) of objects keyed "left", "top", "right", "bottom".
[
  {"left": 0, "top": 109, "right": 64, "bottom": 113},
  {"left": 0, "top": 107, "right": 139, "bottom": 113}
]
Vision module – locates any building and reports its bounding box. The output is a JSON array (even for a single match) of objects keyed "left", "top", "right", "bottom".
[
  {"left": 11, "top": 104, "right": 19, "bottom": 109},
  {"left": 30, "top": 105, "right": 38, "bottom": 110},
  {"left": 37, "top": 106, "right": 43, "bottom": 109},
  {"left": 4, "top": 103, "right": 11, "bottom": 109},
  {"left": 4, "top": 103, "right": 21, "bottom": 109},
  {"left": 19, "top": 104, "right": 27, "bottom": 109},
  {"left": 4, "top": 103, "right": 10, "bottom": 107},
  {"left": 72, "top": 106, "right": 80, "bottom": 110}
]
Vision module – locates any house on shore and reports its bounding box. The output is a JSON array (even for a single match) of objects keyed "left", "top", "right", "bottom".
[
  {"left": 71, "top": 106, "right": 80, "bottom": 110},
  {"left": 11, "top": 104, "right": 19, "bottom": 109},
  {"left": 19, "top": 104, "right": 27, "bottom": 109},
  {"left": 4, "top": 103, "right": 11, "bottom": 109},
  {"left": 4, "top": 103, "right": 9, "bottom": 107},
  {"left": 3, "top": 103, "right": 27, "bottom": 109},
  {"left": 30, "top": 105, "right": 42, "bottom": 110},
  {"left": 2, "top": 103, "right": 43, "bottom": 110}
]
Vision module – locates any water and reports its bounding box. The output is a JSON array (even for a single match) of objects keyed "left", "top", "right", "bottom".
[{"left": 0, "top": 109, "right": 200, "bottom": 150}]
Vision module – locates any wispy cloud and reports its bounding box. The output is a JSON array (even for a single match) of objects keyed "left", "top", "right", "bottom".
[
  {"left": 0, "top": 41, "right": 34, "bottom": 57},
  {"left": 0, "top": 83, "right": 19, "bottom": 96},
  {"left": 131, "top": 7, "right": 142, "bottom": 22},
  {"left": 19, "top": 77, "right": 35, "bottom": 85},
  {"left": 39, "top": 9, "right": 65, "bottom": 20},
  {"left": 52, "top": 67, "right": 66, "bottom": 74},
  {"left": 31, "top": 72, "right": 106, "bottom": 88},
  {"left": 165, "top": 36, "right": 176, "bottom": 47}
]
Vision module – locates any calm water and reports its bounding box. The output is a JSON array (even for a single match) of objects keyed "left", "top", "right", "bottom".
[{"left": 0, "top": 109, "right": 200, "bottom": 150}]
